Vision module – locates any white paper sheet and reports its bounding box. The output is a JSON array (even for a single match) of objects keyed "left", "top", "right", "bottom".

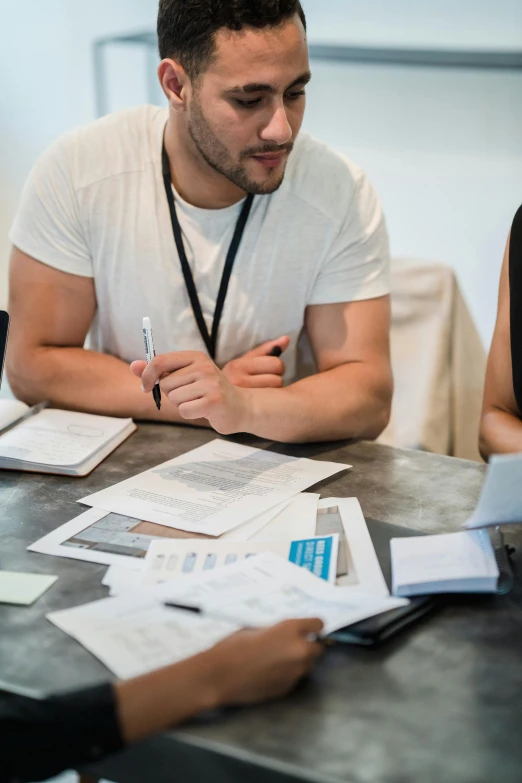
[
  {"left": 103, "top": 565, "right": 143, "bottom": 595},
  {"left": 251, "top": 492, "right": 319, "bottom": 541},
  {"left": 220, "top": 497, "right": 294, "bottom": 541},
  {"left": 463, "top": 452, "right": 522, "bottom": 529},
  {"left": 79, "top": 439, "right": 348, "bottom": 535},
  {"left": 390, "top": 530, "right": 499, "bottom": 595},
  {"left": 140, "top": 532, "right": 338, "bottom": 587},
  {"left": 141, "top": 539, "right": 290, "bottom": 585},
  {"left": 28, "top": 508, "right": 162, "bottom": 570},
  {"left": 47, "top": 592, "right": 239, "bottom": 680},
  {"left": 0, "top": 409, "right": 133, "bottom": 467},
  {"left": 318, "top": 498, "right": 390, "bottom": 596},
  {"left": 197, "top": 554, "right": 407, "bottom": 635}
]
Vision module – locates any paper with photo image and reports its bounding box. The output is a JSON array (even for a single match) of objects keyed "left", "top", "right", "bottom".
[{"left": 28, "top": 497, "right": 295, "bottom": 572}]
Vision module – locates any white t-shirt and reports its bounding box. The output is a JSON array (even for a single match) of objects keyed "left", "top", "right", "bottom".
[{"left": 10, "top": 105, "right": 390, "bottom": 382}]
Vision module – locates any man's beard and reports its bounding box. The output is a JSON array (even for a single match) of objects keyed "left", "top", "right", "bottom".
[{"left": 188, "top": 98, "right": 292, "bottom": 196}]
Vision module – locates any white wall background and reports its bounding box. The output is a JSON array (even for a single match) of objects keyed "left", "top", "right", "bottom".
[
  {"left": 0, "top": 0, "right": 521, "bottom": 346},
  {"left": 0, "top": 0, "right": 159, "bottom": 310}
]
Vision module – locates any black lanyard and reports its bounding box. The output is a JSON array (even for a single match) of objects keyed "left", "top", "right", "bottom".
[{"left": 161, "top": 141, "right": 254, "bottom": 360}]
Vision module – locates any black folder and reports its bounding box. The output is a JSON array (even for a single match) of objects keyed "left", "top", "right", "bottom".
[{"left": 328, "top": 518, "right": 439, "bottom": 646}]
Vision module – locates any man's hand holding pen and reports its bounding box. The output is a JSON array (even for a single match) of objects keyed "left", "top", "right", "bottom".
[
  {"left": 131, "top": 336, "right": 289, "bottom": 434},
  {"left": 132, "top": 350, "right": 251, "bottom": 434}
]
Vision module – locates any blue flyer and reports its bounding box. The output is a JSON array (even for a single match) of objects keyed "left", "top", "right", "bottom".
[{"left": 288, "top": 534, "right": 339, "bottom": 584}]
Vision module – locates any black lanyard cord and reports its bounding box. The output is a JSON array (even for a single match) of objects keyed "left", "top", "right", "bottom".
[{"left": 161, "top": 141, "right": 254, "bottom": 361}]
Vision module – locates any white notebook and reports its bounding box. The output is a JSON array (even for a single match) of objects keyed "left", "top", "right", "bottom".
[
  {"left": 0, "top": 408, "right": 136, "bottom": 476},
  {"left": 391, "top": 530, "right": 499, "bottom": 596},
  {"left": 0, "top": 398, "right": 29, "bottom": 430}
]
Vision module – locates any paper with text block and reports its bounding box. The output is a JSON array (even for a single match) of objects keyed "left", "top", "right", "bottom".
[{"left": 79, "top": 439, "right": 348, "bottom": 535}]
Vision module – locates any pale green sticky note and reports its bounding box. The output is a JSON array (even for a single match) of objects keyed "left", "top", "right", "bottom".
[{"left": 0, "top": 571, "right": 58, "bottom": 605}]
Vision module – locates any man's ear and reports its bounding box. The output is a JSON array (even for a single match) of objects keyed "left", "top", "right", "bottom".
[{"left": 158, "top": 59, "right": 189, "bottom": 112}]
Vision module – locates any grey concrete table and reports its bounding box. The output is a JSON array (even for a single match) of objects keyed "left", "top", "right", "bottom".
[{"left": 1, "top": 424, "right": 522, "bottom": 783}]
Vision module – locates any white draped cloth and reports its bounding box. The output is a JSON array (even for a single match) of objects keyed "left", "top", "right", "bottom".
[{"left": 378, "top": 259, "right": 486, "bottom": 462}]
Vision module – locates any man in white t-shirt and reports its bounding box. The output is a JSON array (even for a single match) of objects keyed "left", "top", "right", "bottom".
[{"left": 7, "top": 0, "right": 392, "bottom": 443}]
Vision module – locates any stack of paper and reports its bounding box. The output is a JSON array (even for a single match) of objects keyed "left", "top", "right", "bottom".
[
  {"left": 47, "top": 553, "right": 407, "bottom": 679},
  {"left": 39, "top": 439, "right": 408, "bottom": 678},
  {"left": 28, "top": 491, "right": 320, "bottom": 573}
]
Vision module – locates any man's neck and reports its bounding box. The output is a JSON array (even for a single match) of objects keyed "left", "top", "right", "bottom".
[{"left": 163, "top": 115, "right": 246, "bottom": 210}]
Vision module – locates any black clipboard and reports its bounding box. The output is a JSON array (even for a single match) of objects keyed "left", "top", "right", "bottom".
[
  {"left": 0, "top": 310, "right": 9, "bottom": 387},
  {"left": 328, "top": 518, "right": 439, "bottom": 646}
]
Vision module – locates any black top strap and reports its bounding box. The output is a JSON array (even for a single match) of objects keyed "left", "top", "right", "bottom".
[
  {"left": 509, "top": 204, "right": 522, "bottom": 413},
  {"left": 161, "top": 141, "right": 253, "bottom": 360}
]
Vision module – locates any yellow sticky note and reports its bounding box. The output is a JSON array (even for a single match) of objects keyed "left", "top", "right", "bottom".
[{"left": 0, "top": 571, "right": 58, "bottom": 605}]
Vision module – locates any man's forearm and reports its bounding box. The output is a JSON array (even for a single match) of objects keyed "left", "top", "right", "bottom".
[
  {"left": 8, "top": 346, "right": 207, "bottom": 425},
  {"left": 242, "top": 363, "right": 392, "bottom": 443},
  {"left": 479, "top": 408, "right": 522, "bottom": 460}
]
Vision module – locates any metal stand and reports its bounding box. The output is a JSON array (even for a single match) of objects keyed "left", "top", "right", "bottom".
[{"left": 92, "top": 31, "right": 522, "bottom": 117}]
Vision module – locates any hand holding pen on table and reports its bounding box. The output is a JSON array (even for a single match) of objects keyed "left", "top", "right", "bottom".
[{"left": 131, "top": 322, "right": 289, "bottom": 429}]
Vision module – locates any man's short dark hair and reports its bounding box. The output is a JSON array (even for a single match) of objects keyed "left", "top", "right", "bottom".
[{"left": 157, "top": 0, "right": 307, "bottom": 80}]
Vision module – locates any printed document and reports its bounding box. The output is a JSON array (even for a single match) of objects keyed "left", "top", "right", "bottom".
[
  {"left": 79, "top": 439, "right": 348, "bottom": 535},
  {"left": 28, "top": 496, "right": 307, "bottom": 571},
  {"left": 195, "top": 554, "right": 407, "bottom": 635},
  {"left": 48, "top": 553, "right": 407, "bottom": 677},
  {"left": 48, "top": 592, "right": 238, "bottom": 680},
  {"left": 463, "top": 452, "right": 522, "bottom": 529},
  {"left": 140, "top": 533, "right": 339, "bottom": 586}
]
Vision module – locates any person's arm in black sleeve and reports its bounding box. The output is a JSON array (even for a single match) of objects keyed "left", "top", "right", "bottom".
[
  {"left": 1, "top": 683, "right": 122, "bottom": 783},
  {"left": 1, "top": 619, "right": 324, "bottom": 783}
]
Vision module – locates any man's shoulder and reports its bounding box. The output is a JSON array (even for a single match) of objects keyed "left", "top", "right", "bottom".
[
  {"left": 49, "top": 105, "right": 167, "bottom": 190},
  {"left": 283, "top": 133, "right": 367, "bottom": 224}
]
